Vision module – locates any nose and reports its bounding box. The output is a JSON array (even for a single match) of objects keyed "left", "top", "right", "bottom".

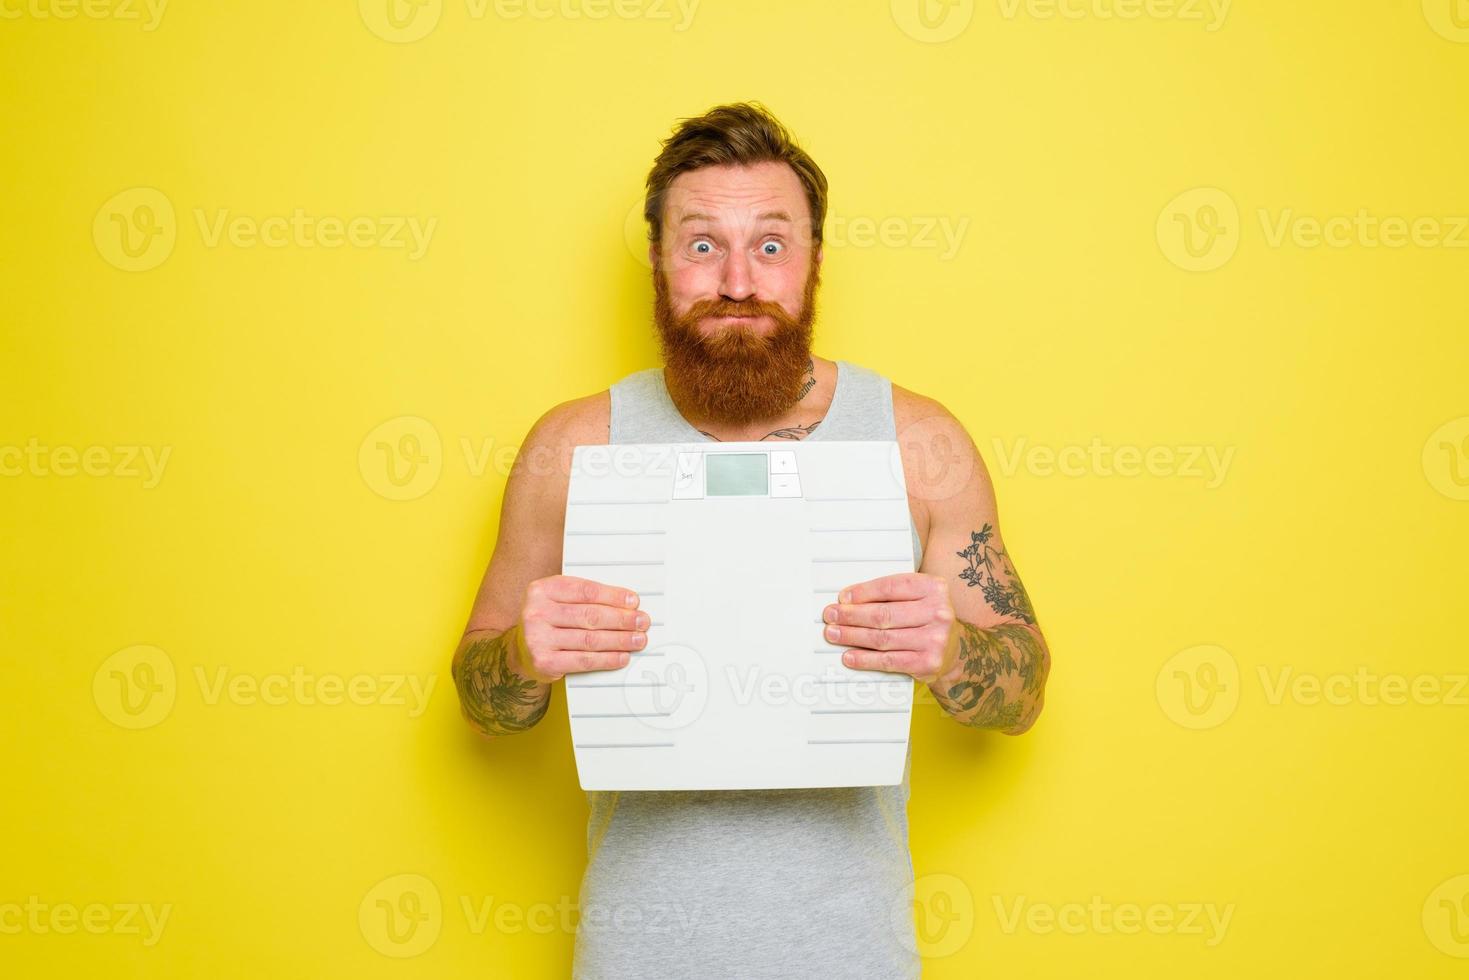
[{"left": 718, "top": 250, "right": 755, "bottom": 303}]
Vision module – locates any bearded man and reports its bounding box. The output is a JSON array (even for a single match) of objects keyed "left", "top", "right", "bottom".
[{"left": 452, "top": 101, "right": 1051, "bottom": 979}]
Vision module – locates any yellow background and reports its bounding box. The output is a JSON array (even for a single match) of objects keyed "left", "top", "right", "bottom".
[{"left": 3, "top": 0, "right": 1467, "bottom": 976}]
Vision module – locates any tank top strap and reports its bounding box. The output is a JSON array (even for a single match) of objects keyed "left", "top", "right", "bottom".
[{"left": 810, "top": 360, "right": 896, "bottom": 442}]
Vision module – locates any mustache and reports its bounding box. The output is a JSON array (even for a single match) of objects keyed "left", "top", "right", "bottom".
[{"left": 683, "top": 297, "right": 792, "bottom": 322}]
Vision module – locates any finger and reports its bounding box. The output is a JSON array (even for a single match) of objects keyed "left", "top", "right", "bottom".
[
  {"left": 839, "top": 647, "right": 925, "bottom": 676},
  {"left": 838, "top": 572, "right": 935, "bottom": 605},
  {"left": 823, "top": 597, "right": 929, "bottom": 630},
  {"left": 548, "top": 626, "right": 648, "bottom": 653},
  {"left": 823, "top": 622, "right": 928, "bottom": 654},
  {"left": 534, "top": 575, "right": 639, "bottom": 609},
  {"left": 541, "top": 601, "right": 649, "bottom": 632},
  {"left": 547, "top": 649, "right": 635, "bottom": 675}
]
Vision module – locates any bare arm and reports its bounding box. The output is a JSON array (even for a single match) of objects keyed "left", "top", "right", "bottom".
[
  {"left": 451, "top": 404, "right": 568, "bottom": 737},
  {"left": 451, "top": 394, "right": 648, "bottom": 737},
  {"left": 815, "top": 390, "right": 1051, "bottom": 736},
  {"left": 903, "top": 391, "right": 1051, "bottom": 735}
]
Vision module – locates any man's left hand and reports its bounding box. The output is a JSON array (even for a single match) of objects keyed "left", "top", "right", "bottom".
[{"left": 821, "top": 572, "right": 960, "bottom": 685}]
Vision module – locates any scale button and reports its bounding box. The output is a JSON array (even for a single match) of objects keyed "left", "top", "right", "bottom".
[
  {"left": 673, "top": 452, "right": 704, "bottom": 499},
  {"left": 770, "top": 450, "right": 798, "bottom": 474},
  {"left": 771, "top": 473, "right": 802, "bottom": 497}
]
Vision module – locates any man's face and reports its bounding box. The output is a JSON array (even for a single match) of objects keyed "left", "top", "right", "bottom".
[{"left": 651, "top": 161, "right": 823, "bottom": 426}]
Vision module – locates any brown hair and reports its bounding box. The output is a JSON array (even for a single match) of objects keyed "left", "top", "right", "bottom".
[{"left": 643, "top": 101, "right": 829, "bottom": 253}]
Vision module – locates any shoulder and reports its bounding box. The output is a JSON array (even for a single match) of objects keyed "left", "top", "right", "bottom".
[
  {"left": 531, "top": 364, "right": 671, "bottom": 448},
  {"left": 889, "top": 380, "right": 997, "bottom": 516},
  {"left": 528, "top": 389, "right": 610, "bottom": 449},
  {"left": 890, "top": 380, "right": 950, "bottom": 431},
  {"left": 505, "top": 389, "right": 610, "bottom": 498}
]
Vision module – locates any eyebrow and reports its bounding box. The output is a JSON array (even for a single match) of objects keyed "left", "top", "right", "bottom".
[{"left": 678, "top": 210, "right": 793, "bottom": 225}]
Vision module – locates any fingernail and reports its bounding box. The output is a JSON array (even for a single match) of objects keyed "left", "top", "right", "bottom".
[
  {"left": 625, "top": 592, "right": 639, "bottom": 606},
  {"left": 839, "top": 590, "right": 851, "bottom": 604},
  {"left": 636, "top": 613, "right": 650, "bottom": 629},
  {"left": 634, "top": 633, "right": 647, "bottom": 647},
  {"left": 825, "top": 625, "right": 839, "bottom": 641},
  {"left": 823, "top": 606, "right": 836, "bottom": 623}
]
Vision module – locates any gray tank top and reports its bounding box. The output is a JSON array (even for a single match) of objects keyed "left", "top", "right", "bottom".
[{"left": 571, "top": 359, "right": 924, "bottom": 979}]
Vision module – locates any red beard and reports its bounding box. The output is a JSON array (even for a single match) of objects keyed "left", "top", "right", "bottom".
[{"left": 653, "top": 262, "right": 820, "bottom": 426}]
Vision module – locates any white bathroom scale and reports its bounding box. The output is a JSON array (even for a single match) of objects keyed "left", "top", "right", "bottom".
[{"left": 561, "top": 440, "right": 916, "bottom": 791}]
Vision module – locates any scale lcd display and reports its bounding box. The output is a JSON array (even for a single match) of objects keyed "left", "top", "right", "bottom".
[{"left": 705, "top": 453, "right": 768, "bottom": 496}]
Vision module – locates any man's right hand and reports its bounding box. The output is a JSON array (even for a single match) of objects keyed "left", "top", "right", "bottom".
[{"left": 512, "top": 574, "right": 649, "bottom": 684}]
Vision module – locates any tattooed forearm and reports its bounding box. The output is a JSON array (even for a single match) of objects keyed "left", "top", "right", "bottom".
[
  {"left": 452, "top": 625, "right": 551, "bottom": 736},
  {"left": 957, "top": 523, "right": 1036, "bottom": 625},
  {"left": 930, "top": 621, "right": 1049, "bottom": 733},
  {"left": 933, "top": 523, "right": 1048, "bottom": 731}
]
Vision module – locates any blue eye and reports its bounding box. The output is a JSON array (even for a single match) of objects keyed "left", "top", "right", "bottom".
[
  {"left": 761, "top": 240, "right": 783, "bottom": 256},
  {"left": 692, "top": 240, "right": 713, "bottom": 254}
]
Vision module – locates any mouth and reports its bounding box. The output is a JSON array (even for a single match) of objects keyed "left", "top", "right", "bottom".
[{"left": 705, "top": 313, "right": 768, "bottom": 324}]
